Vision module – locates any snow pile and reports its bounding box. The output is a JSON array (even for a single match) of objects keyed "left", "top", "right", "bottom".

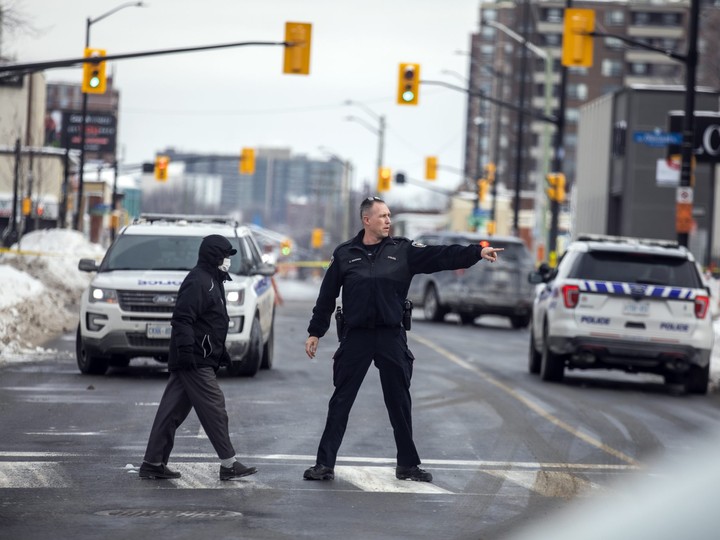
[{"left": 0, "top": 229, "right": 105, "bottom": 361}]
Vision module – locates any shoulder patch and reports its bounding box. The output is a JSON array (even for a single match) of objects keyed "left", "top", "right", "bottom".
[{"left": 411, "top": 241, "right": 427, "bottom": 248}]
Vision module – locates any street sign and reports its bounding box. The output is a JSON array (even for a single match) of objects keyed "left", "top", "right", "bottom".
[
  {"left": 667, "top": 111, "right": 720, "bottom": 163},
  {"left": 633, "top": 131, "right": 682, "bottom": 147}
]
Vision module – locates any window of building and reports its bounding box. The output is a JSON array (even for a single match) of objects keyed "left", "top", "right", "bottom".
[
  {"left": 605, "top": 10, "right": 625, "bottom": 26},
  {"left": 632, "top": 12, "right": 651, "bottom": 26},
  {"left": 662, "top": 12, "right": 681, "bottom": 26},
  {"left": 568, "top": 66, "right": 588, "bottom": 76},
  {"left": 629, "top": 62, "right": 649, "bottom": 75},
  {"left": 481, "top": 44, "right": 494, "bottom": 56},
  {"left": 565, "top": 108, "right": 579, "bottom": 124},
  {"left": 654, "top": 64, "right": 680, "bottom": 77},
  {"left": 483, "top": 9, "right": 497, "bottom": 21},
  {"left": 567, "top": 83, "right": 588, "bottom": 101},
  {"left": 604, "top": 37, "right": 624, "bottom": 50},
  {"left": 481, "top": 26, "right": 496, "bottom": 39},
  {"left": 544, "top": 8, "right": 563, "bottom": 23},
  {"left": 543, "top": 33, "right": 561, "bottom": 46},
  {"left": 602, "top": 59, "right": 623, "bottom": 77}
]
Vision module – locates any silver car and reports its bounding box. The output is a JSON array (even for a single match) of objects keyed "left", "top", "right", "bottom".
[{"left": 407, "top": 232, "right": 536, "bottom": 328}]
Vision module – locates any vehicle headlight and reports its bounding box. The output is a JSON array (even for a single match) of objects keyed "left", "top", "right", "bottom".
[
  {"left": 90, "top": 287, "right": 118, "bottom": 304},
  {"left": 226, "top": 290, "right": 245, "bottom": 305}
]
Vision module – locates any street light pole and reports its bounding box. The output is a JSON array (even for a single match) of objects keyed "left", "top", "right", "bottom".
[
  {"left": 345, "top": 100, "right": 385, "bottom": 189},
  {"left": 73, "top": 1, "right": 144, "bottom": 232}
]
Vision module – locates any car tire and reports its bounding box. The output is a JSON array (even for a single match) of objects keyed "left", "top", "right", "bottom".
[
  {"left": 540, "top": 325, "right": 564, "bottom": 382},
  {"left": 510, "top": 315, "right": 531, "bottom": 329},
  {"left": 528, "top": 327, "right": 542, "bottom": 374},
  {"left": 685, "top": 363, "right": 709, "bottom": 395},
  {"left": 76, "top": 325, "right": 109, "bottom": 375},
  {"left": 423, "top": 285, "right": 447, "bottom": 322},
  {"left": 227, "top": 316, "right": 262, "bottom": 377},
  {"left": 260, "top": 318, "right": 274, "bottom": 370}
]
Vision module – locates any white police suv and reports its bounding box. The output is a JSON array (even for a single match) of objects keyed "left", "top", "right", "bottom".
[
  {"left": 528, "top": 235, "right": 713, "bottom": 393},
  {"left": 77, "top": 214, "right": 276, "bottom": 377}
]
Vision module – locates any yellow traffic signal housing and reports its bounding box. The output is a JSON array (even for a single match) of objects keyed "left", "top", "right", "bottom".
[
  {"left": 397, "top": 63, "right": 420, "bottom": 106},
  {"left": 425, "top": 156, "right": 437, "bottom": 180},
  {"left": 377, "top": 167, "right": 392, "bottom": 192},
  {"left": 484, "top": 162, "right": 496, "bottom": 183},
  {"left": 154, "top": 155, "right": 170, "bottom": 182},
  {"left": 239, "top": 147, "right": 256, "bottom": 175},
  {"left": 545, "top": 172, "right": 566, "bottom": 203},
  {"left": 477, "top": 179, "right": 489, "bottom": 203},
  {"left": 562, "top": 8, "right": 595, "bottom": 68},
  {"left": 283, "top": 22, "right": 312, "bottom": 75},
  {"left": 22, "top": 197, "right": 31, "bottom": 216},
  {"left": 82, "top": 48, "right": 107, "bottom": 94},
  {"left": 280, "top": 238, "right": 292, "bottom": 256},
  {"left": 311, "top": 228, "right": 324, "bottom": 249}
]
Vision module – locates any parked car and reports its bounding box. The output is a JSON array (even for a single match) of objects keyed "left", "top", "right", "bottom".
[
  {"left": 407, "top": 232, "right": 535, "bottom": 328},
  {"left": 76, "top": 214, "right": 276, "bottom": 377},
  {"left": 528, "top": 234, "right": 713, "bottom": 393}
]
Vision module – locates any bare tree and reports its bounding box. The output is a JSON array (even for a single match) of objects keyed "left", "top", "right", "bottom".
[{"left": 0, "top": 1, "right": 37, "bottom": 60}]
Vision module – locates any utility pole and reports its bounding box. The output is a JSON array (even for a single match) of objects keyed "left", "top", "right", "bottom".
[{"left": 512, "top": 0, "right": 531, "bottom": 236}]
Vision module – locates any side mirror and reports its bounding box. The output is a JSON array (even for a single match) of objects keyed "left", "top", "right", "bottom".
[
  {"left": 254, "top": 262, "right": 277, "bottom": 277},
  {"left": 78, "top": 258, "right": 99, "bottom": 272},
  {"left": 528, "top": 271, "right": 545, "bottom": 284}
]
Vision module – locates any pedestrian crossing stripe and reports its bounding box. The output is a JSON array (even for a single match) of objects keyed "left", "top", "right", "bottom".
[{"left": 0, "top": 461, "right": 605, "bottom": 497}]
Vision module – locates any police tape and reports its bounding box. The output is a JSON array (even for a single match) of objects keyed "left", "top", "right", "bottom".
[
  {"left": 0, "top": 247, "right": 101, "bottom": 259},
  {"left": 277, "top": 260, "right": 330, "bottom": 269}
]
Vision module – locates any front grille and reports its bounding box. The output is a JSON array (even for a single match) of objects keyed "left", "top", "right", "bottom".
[
  {"left": 127, "top": 333, "right": 171, "bottom": 349},
  {"left": 118, "top": 290, "right": 176, "bottom": 313}
]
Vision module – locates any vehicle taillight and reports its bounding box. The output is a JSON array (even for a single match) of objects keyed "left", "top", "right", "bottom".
[
  {"left": 561, "top": 284, "right": 580, "bottom": 309},
  {"left": 694, "top": 295, "right": 709, "bottom": 319}
]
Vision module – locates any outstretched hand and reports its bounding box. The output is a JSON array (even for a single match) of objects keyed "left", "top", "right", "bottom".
[
  {"left": 481, "top": 247, "right": 504, "bottom": 263},
  {"left": 305, "top": 336, "right": 319, "bottom": 359}
]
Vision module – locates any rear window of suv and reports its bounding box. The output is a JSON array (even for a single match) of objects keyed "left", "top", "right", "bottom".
[{"left": 569, "top": 251, "right": 702, "bottom": 288}]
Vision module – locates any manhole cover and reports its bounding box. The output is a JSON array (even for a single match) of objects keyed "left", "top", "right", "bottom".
[{"left": 96, "top": 509, "right": 242, "bottom": 519}]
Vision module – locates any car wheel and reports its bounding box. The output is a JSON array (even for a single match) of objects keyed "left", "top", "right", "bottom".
[
  {"left": 76, "top": 325, "right": 109, "bottom": 375},
  {"left": 459, "top": 313, "right": 476, "bottom": 325},
  {"left": 685, "top": 364, "right": 709, "bottom": 395},
  {"left": 510, "top": 315, "right": 531, "bottom": 329},
  {"left": 540, "top": 325, "right": 564, "bottom": 382},
  {"left": 227, "top": 316, "right": 262, "bottom": 377},
  {"left": 423, "top": 285, "right": 446, "bottom": 322},
  {"left": 528, "top": 327, "right": 541, "bottom": 374},
  {"left": 260, "top": 319, "right": 274, "bottom": 370},
  {"left": 109, "top": 356, "right": 130, "bottom": 368}
]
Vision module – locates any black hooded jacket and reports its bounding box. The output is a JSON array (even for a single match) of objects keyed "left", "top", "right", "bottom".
[
  {"left": 168, "top": 234, "right": 237, "bottom": 371},
  {"left": 307, "top": 230, "right": 486, "bottom": 338}
]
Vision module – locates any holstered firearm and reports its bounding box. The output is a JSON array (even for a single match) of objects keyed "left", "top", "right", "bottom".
[
  {"left": 403, "top": 299, "right": 413, "bottom": 331},
  {"left": 335, "top": 306, "right": 345, "bottom": 341}
]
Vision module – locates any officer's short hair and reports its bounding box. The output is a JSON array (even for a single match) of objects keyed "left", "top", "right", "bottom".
[{"left": 360, "top": 196, "right": 385, "bottom": 221}]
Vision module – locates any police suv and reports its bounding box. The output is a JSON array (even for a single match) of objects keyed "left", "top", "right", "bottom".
[
  {"left": 528, "top": 235, "right": 713, "bottom": 393},
  {"left": 77, "top": 214, "right": 276, "bottom": 377}
]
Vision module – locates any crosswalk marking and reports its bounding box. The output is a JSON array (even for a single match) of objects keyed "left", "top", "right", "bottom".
[
  {"left": 157, "top": 463, "right": 269, "bottom": 490},
  {"left": 484, "top": 470, "right": 600, "bottom": 499},
  {"left": 0, "top": 462, "right": 70, "bottom": 488},
  {"left": 334, "top": 466, "right": 452, "bottom": 494}
]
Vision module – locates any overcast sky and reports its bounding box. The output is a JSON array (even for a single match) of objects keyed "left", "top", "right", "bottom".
[{"left": 8, "top": 0, "right": 482, "bottom": 205}]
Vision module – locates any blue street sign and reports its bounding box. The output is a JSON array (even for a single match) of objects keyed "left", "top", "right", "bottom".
[{"left": 633, "top": 131, "right": 682, "bottom": 147}]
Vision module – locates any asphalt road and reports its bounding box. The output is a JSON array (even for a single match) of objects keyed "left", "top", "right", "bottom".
[{"left": 3, "top": 295, "right": 720, "bottom": 540}]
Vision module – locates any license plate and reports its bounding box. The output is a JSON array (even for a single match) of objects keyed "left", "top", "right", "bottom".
[
  {"left": 146, "top": 323, "right": 172, "bottom": 339},
  {"left": 623, "top": 301, "right": 650, "bottom": 316}
]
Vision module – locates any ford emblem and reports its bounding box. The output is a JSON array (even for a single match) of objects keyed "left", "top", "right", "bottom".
[{"left": 153, "top": 294, "right": 176, "bottom": 305}]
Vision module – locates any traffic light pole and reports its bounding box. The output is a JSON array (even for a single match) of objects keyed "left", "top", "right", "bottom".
[{"left": 74, "top": 17, "right": 91, "bottom": 232}]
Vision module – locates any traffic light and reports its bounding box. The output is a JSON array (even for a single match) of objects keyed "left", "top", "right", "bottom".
[
  {"left": 395, "top": 172, "right": 406, "bottom": 185},
  {"left": 283, "top": 22, "right": 312, "bottom": 75},
  {"left": 154, "top": 155, "right": 170, "bottom": 181},
  {"left": 22, "top": 197, "right": 31, "bottom": 216},
  {"left": 311, "top": 228, "right": 324, "bottom": 249},
  {"left": 484, "top": 162, "right": 496, "bottom": 183},
  {"left": 546, "top": 172, "right": 566, "bottom": 203},
  {"left": 425, "top": 156, "right": 437, "bottom": 180},
  {"left": 397, "top": 63, "right": 420, "bottom": 105},
  {"left": 477, "top": 179, "right": 489, "bottom": 203},
  {"left": 377, "top": 167, "right": 392, "bottom": 192},
  {"left": 239, "top": 147, "right": 255, "bottom": 175},
  {"left": 81, "top": 48, "right": 107, "bottom": 94},
  {"left": 561, "top": 8, "right": 595, "bottom": 68},
  {"left": 280, "top": 239, "right": 292, "bottom": 256}
]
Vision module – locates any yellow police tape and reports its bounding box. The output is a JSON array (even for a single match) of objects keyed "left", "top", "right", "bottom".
[
  {"left": 277, "top": 261, "right": 330, "bottom": 269},
  {"left": 0, "top": 247, "right": 60, "bottom": 257}
]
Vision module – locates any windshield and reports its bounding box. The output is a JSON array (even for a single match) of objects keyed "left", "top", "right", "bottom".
[
  {"left": 571, "top": 251, "right": 703, "bottom": 288},
  {"left": 100, "top": 235, "right": 247, "bottom": 273}
]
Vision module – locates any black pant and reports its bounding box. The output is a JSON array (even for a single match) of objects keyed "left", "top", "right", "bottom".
[
  {"left": 143, "top": 367, "right": 235, "bottom": 464},
  {"left": 316, "top": 326, "right": 419, "bottom": 468}
]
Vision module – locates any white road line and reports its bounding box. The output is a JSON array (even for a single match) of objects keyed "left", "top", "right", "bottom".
[
  {"left": 335, "top": 466, "right": 452, "bottom": 494},
  {"left": 134, "top": 463, "right": 269, "bottom": 490},
  {"left": 0, "top": 462, "right": 70, "bottom": 488}
]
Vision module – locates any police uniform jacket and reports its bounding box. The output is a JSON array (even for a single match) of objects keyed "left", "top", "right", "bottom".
[
  {"left": 307, "top": 230, "right": 486, "bottom": 338},
  {"left": 168, "top": 235, "right": 236, "bottom": 371}
]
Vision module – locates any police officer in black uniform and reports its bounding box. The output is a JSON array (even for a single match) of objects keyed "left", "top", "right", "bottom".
[
  {"left": 140, "top": 234, "right": 257, "bottom": 481},
  {"left": 303, "top": 197, "right": 503, "bottom": 482}
]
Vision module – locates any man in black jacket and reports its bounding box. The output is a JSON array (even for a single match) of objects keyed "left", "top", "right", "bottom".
[
  {"left": 303, "top": 197, "right": 503, "bottom": 482},
  {"left": 140, "top": 234, "right": 257, "bottom": 481}
]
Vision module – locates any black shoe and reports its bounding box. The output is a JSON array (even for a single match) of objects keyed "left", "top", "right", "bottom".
[
  {"left": 139, "top": 463, "right": 182, "bottom": 480},
  {"left": 396, "top": 465, "right": 432, "bottom": 482},
  {"left": 303, "top": 464, "right": 335, "bottom": 480},
  {"left": 220, "top": 461, "right": 258, "bottom": 481}
]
